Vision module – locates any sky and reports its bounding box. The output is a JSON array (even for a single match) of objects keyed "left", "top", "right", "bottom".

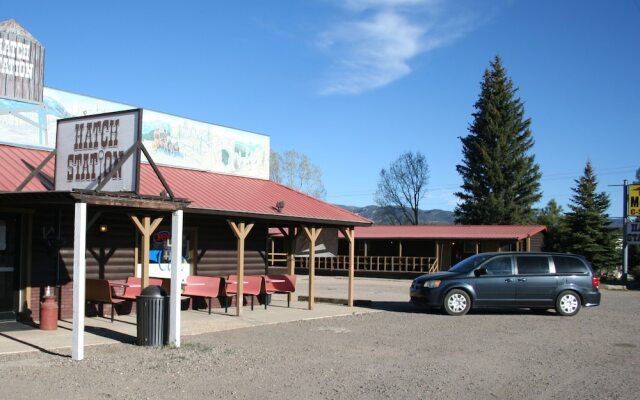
[{"left": 6, "top": 0, "right": 640, "bottom": 218}]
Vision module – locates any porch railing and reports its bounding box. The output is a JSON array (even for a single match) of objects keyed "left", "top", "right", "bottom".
[{"left": 268, "top": 253, "right": 439, "bottom": 274}]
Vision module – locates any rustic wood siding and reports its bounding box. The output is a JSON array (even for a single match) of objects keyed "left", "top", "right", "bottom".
[{"left": 188, "top": 215, "right": 267, "bottom": 277}]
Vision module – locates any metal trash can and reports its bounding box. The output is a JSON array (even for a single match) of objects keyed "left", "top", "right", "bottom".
[{"left": 136, "top": 285, "right": 168, "bottom": 346}]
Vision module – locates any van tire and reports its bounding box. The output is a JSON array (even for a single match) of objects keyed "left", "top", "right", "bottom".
[
  {"left": 556, "top": 291, "right": 581, "bottom": 316},
  {"left": 443, "top": 289, "right": 471, "bottom": 316}
]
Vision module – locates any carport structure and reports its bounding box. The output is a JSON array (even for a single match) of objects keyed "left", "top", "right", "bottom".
[{"left": 0, "top": 143, "right": 371, "bottom": 360}]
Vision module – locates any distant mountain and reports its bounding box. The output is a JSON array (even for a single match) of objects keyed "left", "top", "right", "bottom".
[{"left": 337, "top": 204, "right": 455, "bottom": 225}]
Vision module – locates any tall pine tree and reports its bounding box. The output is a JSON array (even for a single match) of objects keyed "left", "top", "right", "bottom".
[
  {"left": 455, "top": 56, "right": 541, "bottom": 224},
  {"left": 562, "top": 161, "right": 618, "bottom": 273}
]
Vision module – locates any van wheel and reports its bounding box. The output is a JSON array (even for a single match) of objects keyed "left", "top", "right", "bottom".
[
  {"left": 443, "top": 289, "right": 471, "bottom": 316},
  {"left": 555, "top": 291, "right": 581, "bottom": 316}
]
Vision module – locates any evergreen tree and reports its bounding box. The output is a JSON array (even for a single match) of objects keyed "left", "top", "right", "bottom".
[
  {"left": 534, "top": 199, "right": 565, "bottom": 252},
  {"left": 455, "top": 56, "right": 541, "bottom": 224},
  {"left": 562, "top": 161, "right": 618, "bottom": 273}
]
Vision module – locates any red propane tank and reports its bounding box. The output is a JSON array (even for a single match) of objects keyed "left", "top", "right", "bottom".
[{"left": 39, "top": 295, "right": 59, "bottom": 330}]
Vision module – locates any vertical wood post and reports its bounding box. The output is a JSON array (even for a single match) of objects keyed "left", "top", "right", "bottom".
[
  {"left": 303, "top": 226, "right": 321, "bottom": 310},
  {"left": 286, "top": 227, "right": 297, "bottom": 304},
  {"left": 169, "top": 209, "right": 183, "bottom": 347},
  {"left": 526, "top": 236, "right": 531, "bottom": 252},
  {"left": 130, "top": 215, "right": 163, "bottom": 288},
  {"left": 435, "top": 241, "right": 440, "bottom": 271},
  {"left": 340, "top": 227, "right": 355, "bottom": 307},
  {"left": 228, "top": 220, "right": 254, "bottom": 316},
  {"left": 72, "top": 202, "right": 87, "bottom": 361}
]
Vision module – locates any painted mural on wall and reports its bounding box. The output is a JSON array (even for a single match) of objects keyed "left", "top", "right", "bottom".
[{"left": 0, "top": 87, "right": 270, "bottom": 179}]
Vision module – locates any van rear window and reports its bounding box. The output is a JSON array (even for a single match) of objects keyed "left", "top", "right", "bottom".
[{"left": 553, "top": 256, "right": 588, "bottom": 274}]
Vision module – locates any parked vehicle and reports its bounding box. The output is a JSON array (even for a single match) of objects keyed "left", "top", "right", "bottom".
[{"left": 410, "top": 252, "right": 601, "bottom": 316}]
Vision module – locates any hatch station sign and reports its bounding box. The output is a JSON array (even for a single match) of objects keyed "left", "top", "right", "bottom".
[
  {"left": 54, "top": 109, "right": 141, "bottom": 192},
  {"left": 626, "top": 222, "right": 640, "bottom": 245},
  {"left": 628, "top": 184, "right": 640, "bottom": 216}
]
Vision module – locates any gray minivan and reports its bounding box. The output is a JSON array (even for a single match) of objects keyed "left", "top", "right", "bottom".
[{"left": 410, "top": 252, "right": 601, "bottom": 316}]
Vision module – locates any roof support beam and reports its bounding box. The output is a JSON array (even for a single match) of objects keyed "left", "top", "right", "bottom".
[
  {"left": 340, "top": 227, "right": 355, "bottom": 307},
  {"left": 302, "top": 226, "right": 322, "bottom": 310},
  {"left": 168, "top": 209, "right": 183, "bottom": 347},
  {"left": 72, "top": 202, "right": 87, "bottom": 361},
  {"left": 228, "top": 220, "right": 254, "bottom": 316},
  {"left": 130, "top": 215, "right": 163, "bottom": 288}
]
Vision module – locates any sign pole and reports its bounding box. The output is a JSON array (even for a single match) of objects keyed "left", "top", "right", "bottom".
[{"left": 622, "top": 180, "right": 628, "bottom": 282}]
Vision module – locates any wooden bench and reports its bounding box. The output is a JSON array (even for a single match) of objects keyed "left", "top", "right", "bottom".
[
  {"left": 265, "top": 274, "right": 296, "bottom": 307},
  {"left": 181, "top": 276, "right": 233, "bottom": 314},
  {"left": 226, "top": 275, "right": 274, "bottom": 310},
  {"left": 85, "top": 278, "right": 126, "bottom": 322},
  {"left": 112, "top": 277, "right": 163, "bottom": 301}
]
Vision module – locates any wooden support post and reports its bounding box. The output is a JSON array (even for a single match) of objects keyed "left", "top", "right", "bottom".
[
  {"left": 130, "top": 215, "right": 163, "bottom": 288},
  {"left": 303, "top": 226, "right": 322, "bottom": 310},
  {"left": 475, "top": 241, "right": 479, "bottom": 254},
  {"left": 72, "top": 202, "right": 87, "bottom": 361},
  {"left": 286, "top": 227, "right": 298, "bottom": 303},
  {"left": 526, "top": 236, "right": 531, "bottom": 252},
  {"left": 228, "top": 220, "right": 254, "bottom": 316},
  {"left": 340, "top": 227, "right": 356, "bottom": 307},
  {"left": 435, "top": 241, "right": 440, "bottom": 271}
]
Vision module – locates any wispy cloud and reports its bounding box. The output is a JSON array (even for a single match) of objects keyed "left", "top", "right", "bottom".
[{"left": 318, "top": 0, "right": 479, "bottom": 95}]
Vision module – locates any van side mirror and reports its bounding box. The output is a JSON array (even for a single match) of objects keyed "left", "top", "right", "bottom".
[{"left": 475, "top": 267, "right": 487, "bottom": 277}]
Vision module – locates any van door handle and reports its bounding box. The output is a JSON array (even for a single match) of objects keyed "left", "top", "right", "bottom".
[
  {"left": 504, "top": 278, "right": 513, "bottom": 283},
  {"left": 517, "top": 278, "right": 527, "bottom": 282}
]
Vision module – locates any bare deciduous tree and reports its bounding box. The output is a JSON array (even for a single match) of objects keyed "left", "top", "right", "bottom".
[
  {"left": 270, "top": 150, "right": 327, "bottom": 199},
  {"left": 375, "top": 151, "right": 429, "bottom": 225}
]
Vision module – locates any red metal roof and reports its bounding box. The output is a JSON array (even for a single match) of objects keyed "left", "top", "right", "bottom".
[
  {"left": 350, "top": 225, "right": 546, "bottom": 240},
  {"left": 0, "top": 144, "right": 371, "bottom": 226}
]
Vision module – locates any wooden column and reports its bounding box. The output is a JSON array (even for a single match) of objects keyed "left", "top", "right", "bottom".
[
  {"left": 280, "top": 226, "right": 298, "bottom": 304},
  {"left": 435, "top": 240, "right": 440, "bottom": 271},
  {"left": 303, "top": 226, "right": 321, "bottom": 310},
  {"left": 398, "top": 240, "right": 403, "bottom": 257},
  {"left": 475, "top": 241, "right": 479, "bottom": 254},
  {"left": 526, "top": 236, "right": 531, "bottom": 252},
  {"left": 228, "top": 220, "right": 254, "bottom": 316},
  {"left": 340, "top": 227, "right": 355, "bottom": 307},
  {"left": 130, "top": 215, "right": 163, "bottom": 288},
  {"left": 72, "top": 202, "right": 87, "bottom": 361}
]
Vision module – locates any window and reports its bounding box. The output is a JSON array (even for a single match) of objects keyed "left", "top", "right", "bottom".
[
  {"left": 553, "top": 256, "right": 588, "bottom": 274},
  {"left": 516, "top": 256, "right": 550, "bottom": 275},
  {"left": 483, "top": 256, "right": 513, "bottom": 275},
  {"left": 463, "top": 241, "right": 477, "bottom": 254}
]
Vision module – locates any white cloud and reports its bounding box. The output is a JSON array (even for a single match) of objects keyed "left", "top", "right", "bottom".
[{"left": 318, "top": 0, "right": 478, "bottom": 95}]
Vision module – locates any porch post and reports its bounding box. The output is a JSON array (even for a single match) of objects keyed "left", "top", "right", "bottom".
[
  {"left": 303, "top": 226, "right": 321, "bottom": 310},
  {"left": 72, "top": 202, "right": 87, "bottom": 361},
  {"left": 286, "top": 227, "right": 297, "bottom": 303},
  {"left": 130, "top": 215, "right": 163, "bottom": 288},
  {"left": 169, "top": 209, "right": 183, "bottom": 347},
  {"left": 228, "top": 220, "right": 254, "bottom": 316},
  {"left": 340, "top": 227, "right": 355, "bottom": 307}
]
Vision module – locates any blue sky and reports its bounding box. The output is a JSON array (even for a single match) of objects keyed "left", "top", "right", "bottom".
[{"left": 8, "top": 0, "right": 639, "bottom": 218}]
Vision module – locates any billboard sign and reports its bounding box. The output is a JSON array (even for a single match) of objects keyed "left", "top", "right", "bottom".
[
  {"left": 626, "top": 222, "right": 640, "bottom": 245},
  {"left": 628, "top": 184, "right": 640, "bottom": 216},
  {"left": 0, "top": 19, "right": 44, "bottom": 103},
  {"left": 54, "top": 109, "right": 142, "bottom": 192}
]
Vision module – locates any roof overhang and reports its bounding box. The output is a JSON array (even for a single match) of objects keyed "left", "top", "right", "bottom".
[{"left": 0, "top": 190, "right": 189, "bottom": 211}]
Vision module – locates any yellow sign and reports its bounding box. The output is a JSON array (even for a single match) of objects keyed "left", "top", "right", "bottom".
[{"left": 629, "top": 184, "right": 640, "bottom": 216}]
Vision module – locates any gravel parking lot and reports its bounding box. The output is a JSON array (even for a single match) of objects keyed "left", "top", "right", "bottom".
[{"left": 1, "top": 289, "right": 639, "bottom": 400}]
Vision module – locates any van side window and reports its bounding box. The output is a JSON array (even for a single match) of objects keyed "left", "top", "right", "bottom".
[
  {"left": 483, "top": 257, "right": 513, "bottom": 275},
  {"left": 553, "top": 256, "right": 588, "bottom": 274},
  {"left": 516, "top": 256, "right": 550, "bottom": 275}
]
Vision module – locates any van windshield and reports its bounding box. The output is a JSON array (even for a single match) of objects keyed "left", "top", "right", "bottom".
[{"left": 448, "top": 254, "right": 494, "bottom": 273}]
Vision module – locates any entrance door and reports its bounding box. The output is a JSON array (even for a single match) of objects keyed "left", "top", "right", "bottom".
[{"left": 0, "top": 214, "right": 20, "bottom": 321}]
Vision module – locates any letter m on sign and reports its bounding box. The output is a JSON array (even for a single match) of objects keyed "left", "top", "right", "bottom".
[{"left": 629, "top": 185, "right": 640, "bottom": 216}]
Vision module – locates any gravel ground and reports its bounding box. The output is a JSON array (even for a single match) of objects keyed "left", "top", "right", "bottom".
[{"left": 2, "top": 290, "right": 639, "bottom": 400}]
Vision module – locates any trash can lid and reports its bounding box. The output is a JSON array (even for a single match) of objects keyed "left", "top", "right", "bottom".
[{"left": 140, "top": 285, "right": 167, "bottom": 297}]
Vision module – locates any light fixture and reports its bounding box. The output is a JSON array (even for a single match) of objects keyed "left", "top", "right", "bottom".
[
  {"left": 99, "top": 224, "right": 108, "bottom": 233},
  {"left": 274, "top": 200, "right": 285, "bottom": 212}
]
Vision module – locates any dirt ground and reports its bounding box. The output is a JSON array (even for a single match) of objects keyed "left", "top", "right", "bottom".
[{"left": 2, "top": 290, "right": 639, "bottom": 400}]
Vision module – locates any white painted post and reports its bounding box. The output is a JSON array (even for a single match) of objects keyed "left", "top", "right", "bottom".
[
  {"left": 169, "top": 209, "right": 183, "bottom": 347},
  {"left": 72, "top": 202, "right": 87, "bottom": 361}
]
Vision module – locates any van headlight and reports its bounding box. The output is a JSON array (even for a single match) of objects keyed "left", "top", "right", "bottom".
[{"left": 423, "top": 280, "right": 441, "bottom": 288}]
